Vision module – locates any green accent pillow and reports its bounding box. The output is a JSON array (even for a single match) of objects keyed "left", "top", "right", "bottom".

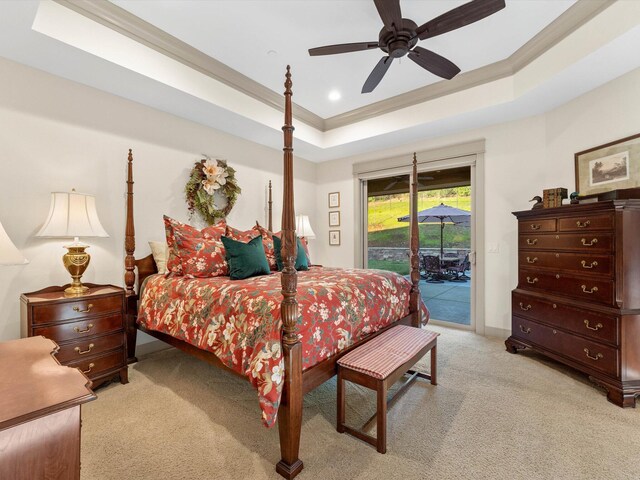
[
  {"left": 221, "top": 235, "right": 271, "bottom": 280},
  {"left": 273, "top": 235, "right": 309, "bottom": 271}
]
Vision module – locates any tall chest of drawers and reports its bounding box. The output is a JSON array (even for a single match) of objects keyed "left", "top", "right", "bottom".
[
  {"left": 21, "top": 284, "right": 128, "bottom": 389},
  {"left": 505, "top": 200, "right": 640, "bottom": 407}
]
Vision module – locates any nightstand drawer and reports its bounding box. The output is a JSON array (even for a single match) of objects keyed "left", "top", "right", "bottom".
[
  {"left": 30, "top": 295, "right": 122, "bottom": 325},
  {"left": 32, "top": 314, "right": 123, "bottom": 344},
  {"left": 68, "top": 350, "right": 125, "bottom": 378},
  {"left": 55, "top": 332, "right": 125, "bottom": 363}
]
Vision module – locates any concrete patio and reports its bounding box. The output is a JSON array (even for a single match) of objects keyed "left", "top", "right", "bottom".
[{"left": 419, "top": 278, "right": 470, "bottom": 326}]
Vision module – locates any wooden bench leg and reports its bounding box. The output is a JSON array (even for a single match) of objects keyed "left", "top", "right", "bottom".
[
  {"left": 431, "top": 344, "right": 437, "bottom": 385},
  {"left": 376, "top": 380, "right": 387, "bottom": 454},
  {"left": 337, "top": 368, "right": 345, "bottom": 433}
]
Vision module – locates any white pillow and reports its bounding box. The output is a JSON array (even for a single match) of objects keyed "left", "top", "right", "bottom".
[{"left": 148, "top": 241, "right": 169, "bottom": 274}]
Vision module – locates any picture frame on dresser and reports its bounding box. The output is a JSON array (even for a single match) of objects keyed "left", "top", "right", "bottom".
[{"left": 575, "top": 133, "right": 640, "bottom": 196}]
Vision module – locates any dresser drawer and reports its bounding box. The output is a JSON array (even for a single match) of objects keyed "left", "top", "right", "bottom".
[
  {"left": 67, "top": 350, "right": 125, "bottom": 378},
  {"left": 519, "top": 233, "right": 613, "bottom": 253},
  {"left": 518, "top": 218, "right": 556, "bottom": 233},
  {"left": 518, "top": 270, "right": 614, "bottom": 305},
  {"left": 32, "top": 314, "right": 123, "bottom": 344},
  {"left": 518, "top": 251, "right": 613, "bottom": 277},
  {"left": 55, "top": 332, "right": 124, "bottom": 364},
  {"left": 513, "top": 316, "right": 618, "bottom": 377},
  {"left": 557, "top": 213, "right": 614, "bottom": 232},
  {"left": 30, "top": 295, "right": 123, "bottom": 325},
  {"left": 513, "top": 292, "right": 618, "bottom": 344}
]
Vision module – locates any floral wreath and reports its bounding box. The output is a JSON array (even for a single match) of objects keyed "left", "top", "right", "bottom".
[{"left": 185, "top": 156, "right": 240, "bottom": 225}]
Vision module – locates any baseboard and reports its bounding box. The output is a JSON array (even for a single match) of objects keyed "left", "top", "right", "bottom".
[
  {"left": 136, "top": 339, "right": 172, "bottom": 359},
  {"left": 484, "top": 326, "right": 511, "bottom": 339}
]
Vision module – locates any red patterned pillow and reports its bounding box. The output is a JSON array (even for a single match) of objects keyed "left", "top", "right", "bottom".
[
  {"left": 227, "top": 224, "right": 277, "bottom": 271},
  {"left": 163, "top": 216, "right": 226, "bottom": 275},
  {"left": 174, "top": 230, "right": 228, "bottom": 278}
]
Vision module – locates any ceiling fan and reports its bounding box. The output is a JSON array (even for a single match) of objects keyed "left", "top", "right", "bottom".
[{"left": 308, "top": 0, "right": 506, "bottom": 93}]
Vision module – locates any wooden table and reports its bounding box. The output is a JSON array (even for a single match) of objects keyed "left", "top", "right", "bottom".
[{"left": 0, "top": 336, "right": 96, "bottom": 480}]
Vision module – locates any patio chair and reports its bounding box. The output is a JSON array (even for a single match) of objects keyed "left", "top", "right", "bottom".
[
  {"left": 421, "top": 254, "right": 445, "bottom": 283},
  {"left": 447, "top": 254, "right": 471, "bottom": 282}
]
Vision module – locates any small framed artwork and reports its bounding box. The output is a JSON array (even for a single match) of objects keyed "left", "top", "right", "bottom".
[
  {"left": 328, "top": 211, "right": 341, "bottom": 227},
  {"left": 575, "top": 133, "right": 640, "bottom": 196},
  {"left": 329, "top": 230, "right": 341, "bottom": 246},
  {"left": 328, "top": 192, "right": 340, "bottom": 208}
]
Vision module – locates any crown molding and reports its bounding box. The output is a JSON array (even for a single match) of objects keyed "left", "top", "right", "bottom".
[
  {"left": 55, "top": 0, "right": 613, "bottom": 133},
  {"left": 54, "top": 0, "right": 325, "bottom": 130}
]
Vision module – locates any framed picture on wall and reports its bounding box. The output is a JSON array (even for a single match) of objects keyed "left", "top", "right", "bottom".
[
  {"left": 328, "top": 192, "right": 340, "bottom": 208},
  {"left": 328, "top": 211, "right": 340, "bottom": 227},
  {"left": 575, "top": 133, "right": 640, "bottom": 196},
  {"left": 329, "top": 230, "right": 341, "bottom": 246}
]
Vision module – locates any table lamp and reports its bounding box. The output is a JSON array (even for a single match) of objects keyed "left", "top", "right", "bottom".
[
  {"left": 36, "top": 190, "right": 108, "bottom": 296},
  {"left": 295, "top": 214, "right": 316, "bottom": 240},
  {"left": 0, "top": 219, "right": 27, "bottom": 265}
]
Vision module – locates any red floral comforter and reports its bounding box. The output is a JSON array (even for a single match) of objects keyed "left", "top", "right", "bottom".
[{"left": 138, "top": 267, "right": 429, "bottom": 428}]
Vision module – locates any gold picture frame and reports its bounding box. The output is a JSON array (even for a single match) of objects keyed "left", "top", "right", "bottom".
[
  {"left": 328, "top": 192, "right": 340, "bottom": 208},
  {"left": 329, "top": 230, "right": 341, "bottom": 246},
  {"left": 328, "top": 211, "right": 340, "bottom": 227},
  {"left": 575, "top": 133, "right": 640, "bottom": 196}
]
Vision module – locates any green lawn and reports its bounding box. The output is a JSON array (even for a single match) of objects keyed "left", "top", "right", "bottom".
[{"left": 367, "top": 259, "right": 410, "bottom": 275}]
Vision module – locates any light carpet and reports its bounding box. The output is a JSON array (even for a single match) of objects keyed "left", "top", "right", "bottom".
[{"left": 81, "top": 326, "right": 640, "bottom": 479}]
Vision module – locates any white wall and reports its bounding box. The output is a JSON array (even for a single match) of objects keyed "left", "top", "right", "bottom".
[
  {"left": 315, "top": 66, "right": 640, "bottom": 333},
  {"left": 0, "top": 57, "right": 317, "bottom": 342}
]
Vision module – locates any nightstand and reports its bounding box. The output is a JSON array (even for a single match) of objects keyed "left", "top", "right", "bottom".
[{"left": 21, "top": 284, "right": 128, "bottom": 389}]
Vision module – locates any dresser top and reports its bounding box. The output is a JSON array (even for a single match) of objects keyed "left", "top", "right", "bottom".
[
  {"left": 513, "top": 199, "right": 640, "bottom": 219},
  {"left": 21, "top": 284, "right": 123, "bottom": 304},
  {"left": 0, "top": 336, "right": 96, "bottom": 430}
]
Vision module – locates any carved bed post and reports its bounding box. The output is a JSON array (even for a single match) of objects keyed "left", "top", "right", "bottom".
[
  {"left": 276, "top": 66, "right": 304, "bottom": 480},
  {"left": 268, "top": 180, "right": 273, "bottom": 232},
  {"left": 125, "top": 149, "right": 138, "bottom": 363},
  {"left": 409, "top": 153, "right": 421, "bottom": 327}
]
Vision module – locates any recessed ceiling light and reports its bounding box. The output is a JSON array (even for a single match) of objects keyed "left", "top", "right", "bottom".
[{"left": 328, "top": 90, "right": 341, "bottom": 101}]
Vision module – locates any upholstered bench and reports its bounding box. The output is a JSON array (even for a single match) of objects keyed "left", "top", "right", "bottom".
[{"left": 336, "top": 325, "right": 439, "bottom": 454}]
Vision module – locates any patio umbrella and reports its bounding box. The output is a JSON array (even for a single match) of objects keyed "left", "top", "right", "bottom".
[{"left": 398, "top": 203, "right": 471, "bottom": 258}]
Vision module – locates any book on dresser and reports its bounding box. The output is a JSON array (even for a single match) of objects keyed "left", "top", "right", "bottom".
[
  {"left": 505, "top": 200, "right": 640, "bottom": 407},
  {"left": 21, "top": 284, "right": 128, "bottom": 389}
]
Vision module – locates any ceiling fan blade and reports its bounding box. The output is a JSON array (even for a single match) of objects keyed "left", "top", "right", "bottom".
[
  {"left": 308, "top": 42, "right": 379, "bottom": 56},
  {"left": 362, "top": 56, "right": 394, "bottom": 93},
  {"left": 416, "top": 0, "right": 506, "bottom": 40},
  {"left": 408, "top": 46, "right": 461, "bottom": 80},
  {"left": 374, "top": 0, "right": 403, "bottom": 32}
]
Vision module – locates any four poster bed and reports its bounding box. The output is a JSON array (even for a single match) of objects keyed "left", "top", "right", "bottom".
[{"left": 123, "top": 66, "right": 426, "bottom": 479}]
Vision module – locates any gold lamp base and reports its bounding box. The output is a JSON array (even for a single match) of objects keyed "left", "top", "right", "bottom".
[{"left": 63, "top": 244, "right": 91, "bottom": 297}]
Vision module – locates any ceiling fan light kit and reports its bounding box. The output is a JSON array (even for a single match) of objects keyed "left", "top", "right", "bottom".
[{"left": 309, "top": 0, "right": 506, "bottom": 93}]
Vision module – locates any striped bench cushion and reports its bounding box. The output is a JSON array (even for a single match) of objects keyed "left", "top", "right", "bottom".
[{"left": 338, "top": 325, "right": 439, "bottom": 380}]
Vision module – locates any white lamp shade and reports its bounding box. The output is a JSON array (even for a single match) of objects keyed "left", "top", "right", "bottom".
[
  {"left": 36, "top": 191, "right": 109, "bottom": 238},
  {"left": 296, "top": 214, "right": 316, "bottom": 239},
  {"left": 0, "top": 220, "right": 27, "bottom": 265}
]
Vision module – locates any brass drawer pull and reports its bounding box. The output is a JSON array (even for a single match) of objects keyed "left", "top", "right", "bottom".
[
  {"left": 584, "top": 320, "right": 603, "bottom": 331},
  {"left": 584, "top": 348, "right": 603, "bottom": 361},
  {"left": 82, "top": 363, "right": 95, "bottom": 374},
  {"left": 581, "top": 285, "right": 598, "bottom": 294},
  {"left": 519, "top": 302, "right": 532, "bottom": 311},
  {"left": 581, "top": 238, "right": 598, "bottom": 246},
  {"left": 581, "top": 260, "right": 598, "bottom": 269},
  {"left": 530, "top": 224, "right": 541, "bottom": 230},
  {"left": 73, "top": 303, "right": 93, "bottom": 313},
  {"left": 74, "top": 343, "right": 94, "bottom": 355},
  {"left": 73, "top": 323, "right": 94, "bottom": 334},
  {"left": 526, "top": 238, "right": 538, "bottom": 245},
  {"left": 526, "top": 257, "right": 537, "bottom": 264},
  {"left": 526, "top": 277, "right": 538, "bottom": 284},
  {"left": 519, "top": 325, "right": 531, "bottom": 334},
  {"left": 576, "top": 220, "right": 591, "bottom": 228}
]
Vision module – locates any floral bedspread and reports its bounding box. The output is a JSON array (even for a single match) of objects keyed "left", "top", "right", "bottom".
[{"left": 138, "top": 267, "right": 429, "bottom": 428}]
